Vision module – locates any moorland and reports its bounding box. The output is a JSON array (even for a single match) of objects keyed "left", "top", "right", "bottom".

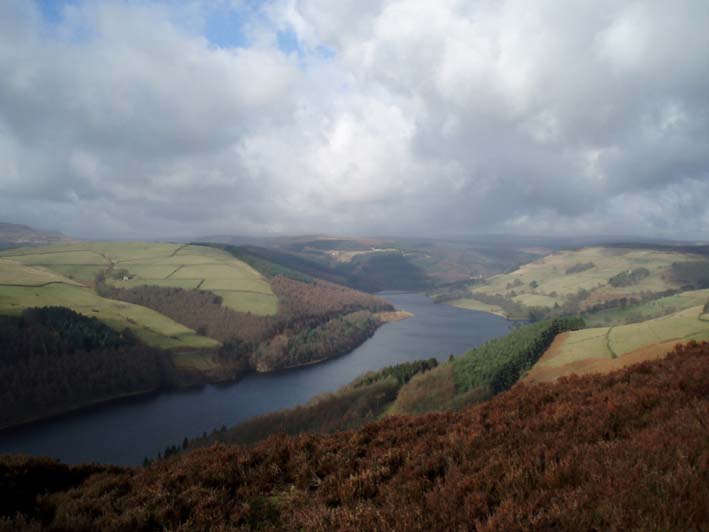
[
  {"left": 2, "top": 341, "right": 708, "bottom": 531},
  {"left": 2, "top": 228, "right": 709, "bottom": 531}
]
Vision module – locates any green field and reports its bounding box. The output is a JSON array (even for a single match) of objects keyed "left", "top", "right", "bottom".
[
  {"left": 584, "top": 288, "right": 709, "bottom": 327},
  {"left": 0, "top": 282, "right": 218, "bottom": 350},
  {"left": 172, "top": 352, "right": 221, "bottom": 371},
  {"left": 534, "top": 305, "right": 709, "bottom": 371},
  {"left": 448, "top": 247, "right": 701, "bottom": 318},
  {"left": 0, "top": 241, "right": 282, "bottom": 351},
  {"left": 0, "top": 242, "right": 278, "bottom": 316},
  {"left": 448, "top": 297, "right": 508, "bottom": 317},
  {"left": 0, "top": 259, "right": 84, "bottom": 286}
]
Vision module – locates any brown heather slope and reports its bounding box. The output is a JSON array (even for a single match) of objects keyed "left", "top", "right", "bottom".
[{"left": 2, "top": 342, "right": 709, "bottom": 531}]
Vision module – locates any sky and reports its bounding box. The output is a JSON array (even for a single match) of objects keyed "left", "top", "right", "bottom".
[{"left": 1, "top": 0, "right": 708, "bottom": 240}]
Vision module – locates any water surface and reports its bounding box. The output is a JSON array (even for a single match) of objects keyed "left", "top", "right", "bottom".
[{"left": 0, "top": 292, "right": 510, "bottom": 465}]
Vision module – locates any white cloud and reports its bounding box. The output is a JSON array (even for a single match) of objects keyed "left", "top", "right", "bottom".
[{"left": 0, "top": 0, "right": 708, "bottom": 239}]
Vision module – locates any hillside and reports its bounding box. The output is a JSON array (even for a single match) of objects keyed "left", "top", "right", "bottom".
[
  {"left": 583, "top": 287, "right": 709, "bottom": 327},
  {"left": 525, "top": 302, "right": 709, "bottom": 383},
  {"left": 175, "top": 319, "right": 583, "bottom": 454},
  {"left": 205, "top": 236, "right": 550, "bottom": 291},
  {"left": 0, "top": 242, "right": 278, "bottom": 315},
  {"left": 0, "top": 223, "right": 72, "bottom": 248},
  {"left": 0, "top": 257, "right": 217, "bottom": 351},
  {"left": 0, "top": 241, "right": 395, "bottom": 428},
  {"left": 436, "top": 246, "right": 707, "bottom": 319},
  {"left": 0, "top": 307, "right": 171, "bottom": 429},
  {"left": 2, "top": 342, "right": 707, "bottom": 531}
]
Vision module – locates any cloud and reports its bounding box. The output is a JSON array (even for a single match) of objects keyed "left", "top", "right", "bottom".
[{"left": 0, "top": 0, "right": 708, "bottom": 239}]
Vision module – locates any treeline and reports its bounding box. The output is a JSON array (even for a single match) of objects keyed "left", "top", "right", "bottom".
[
  {"left": 565, "top": 261, "right": 595, "bottom": 274},
  {"left": 343, "top": 252, "right": 431, "bottom": 292},
  {"left": 209, "top": 242, "right": 431, "bottom": 293},
  {"left": 211, "top": 244, "right": 358, "bottom": 287},
  {"left": 468, "top": 291, "right": 527, "bottom": 319},
  {"left": 0, "top": 308, "right": 169, "bottom": 428},
  {"left": 0, "top": 306, "right": 127, "bottom": 367},
  {"left": 254, "top": 311, "right": 380, "bottom": 372},
  {"left": 98, "top": 276, "right": 393, "bottom": 374},
  {"left": 4, "top": 342, "right": 708, "bottom": 531},
  {"left": 580, "top": 288, "right": 683, "bottom": 326},
  {"left": 488, "top": 318, "right": 585, "bottom": 393},
  {"left": 199, "top": 244, "right": 313, "bottom": 283},
  {"left": 454, "top": 317, "right": 585, "bottom": 394},
  {"left": 270, "top": 276, "right": 392, "bottom": 318},
  {"left": 428, "top": 279, "right": 478, "bottom": 303},
  {"left": 182, "top": 358, "right": 439, "bottom": 449},
  {"left": 351, "top": 358, "right": 438, "bottom": 388},
  {"left": 392, "top": 318, "right": 585, "bottom": 414},
  {"left": 96, "top": 283, "right": 273, "bottom": 344},
  {"left": 608, "top": 267, "right": 650, "bottom": 287},
  {"left": 671, "top": 260, "right": 709, "bottom": 288}
]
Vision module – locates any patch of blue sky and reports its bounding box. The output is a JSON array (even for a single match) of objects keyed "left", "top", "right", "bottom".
[
  {"left": 203, "top": 2, "right": 251, "bottom": 49},
  {"left": 276, "top": 27, "right": 299, "bottom": 55},
  {"left": 33, "top": 0, "right": 95, "bottom": 43},
  {"left": 33, "top": 0, "right": 334, "bottom": 60},
  {"left": 35, "top": 0, "right": 79, "bottom": 24},
  {"left": 278, "top": 28, "right": 335, "bottom": 62}
]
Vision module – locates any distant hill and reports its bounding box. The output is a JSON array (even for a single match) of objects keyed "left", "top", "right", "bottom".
[
  {"left": 197, "top": 235, "right": 549, "bottom": 291},
  {"left": 435, "top": 246, "right": 709, "bottom": 320},
  {"left": 0, "top": 222, "right": 72, "bottom": 248}
]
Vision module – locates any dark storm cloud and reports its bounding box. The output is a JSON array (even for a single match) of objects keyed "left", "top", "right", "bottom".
[{"left": 0, "top": 0, "right": 708, "bottom": 239}]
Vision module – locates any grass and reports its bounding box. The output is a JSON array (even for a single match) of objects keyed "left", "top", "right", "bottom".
[
  {"left": 448, "top": 246, "right": 702, "bottom": 318},
  {"left": 512, "top": 293, "right": 560, "bottom": 307},
  {"left": 109, "top": 278, "right": 203, "bottom": 290},
  {"left": 0, "top": 267, "right": 218, "bottom": 351},
  {"left": 448, "top": 297, "right": 508, "bottom": 317},
  {"left": 608, "top": 306, "right": 709, "bottom": 354},
  {"left": 39, "top": 264, "right": 107, "bottom": 282},
  {"left": 535, "top": 327, "right": 612, "bottom": 367},
  {"left": 1, "top": 243, "right": 278, "bottom": 317},
  {"left": 0, "top": 259, "right": 83, "bottom": 286},
  {"left": 527, "top": 305, "right": 709, "bottom": 382},
  {"left": 172, "top": 352, "right": 220, "bottom": 371},
  {"left": 584, "top": 288, "right": 709, "bottom": 326},
  {"left": 213, "top": 290, "right": 278, "bottom": 315}
]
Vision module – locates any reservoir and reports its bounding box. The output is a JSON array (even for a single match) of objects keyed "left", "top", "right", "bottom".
[{"left": 0, "top": 292, "right": 511, "bottom": 466}]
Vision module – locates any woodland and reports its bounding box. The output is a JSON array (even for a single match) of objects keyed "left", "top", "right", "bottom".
[
  {"left": 97, "top": 275, "right": 392, "bottom": 375},
  {"left": 0, "top": 307, "right": 169, "bottom": 428}
]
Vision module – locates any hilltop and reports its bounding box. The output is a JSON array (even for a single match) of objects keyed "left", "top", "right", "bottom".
[
  {"left": 0, "top": 223, "right": 72, "bottom": 248},
  {"left": 200, "top": 235, "right": 551, "bottom": 291},
  {"left": 2, "top": 342, "right": 707, "bottom": 531}
]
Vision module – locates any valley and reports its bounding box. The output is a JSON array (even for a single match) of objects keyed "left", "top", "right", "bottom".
[
  {"left": 4, "top": 341, "right": 708, "bottom": 531},
  {"left": 4, "top": 3, "right": 708, "bottom": 528},
  {"left": 1, "top": 234, "right": 708, "bottom": 530},
  {"left": 0, "top": 241, "right": 395, "bottom": 429},
  {"left": 0, "top": 292, "right": 511, "bottom": 465}
]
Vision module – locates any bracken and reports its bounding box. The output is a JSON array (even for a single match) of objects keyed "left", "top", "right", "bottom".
[{"left": 1, "top": 341, "right": 708, "bottom": 531}]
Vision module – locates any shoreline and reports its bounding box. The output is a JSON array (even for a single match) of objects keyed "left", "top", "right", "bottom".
[
  {"left": 0, "top": 387, "right": 160, "bottom": 435},
  {"left": 0, "top": 313, "right": 400, "bottom": 434}
]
